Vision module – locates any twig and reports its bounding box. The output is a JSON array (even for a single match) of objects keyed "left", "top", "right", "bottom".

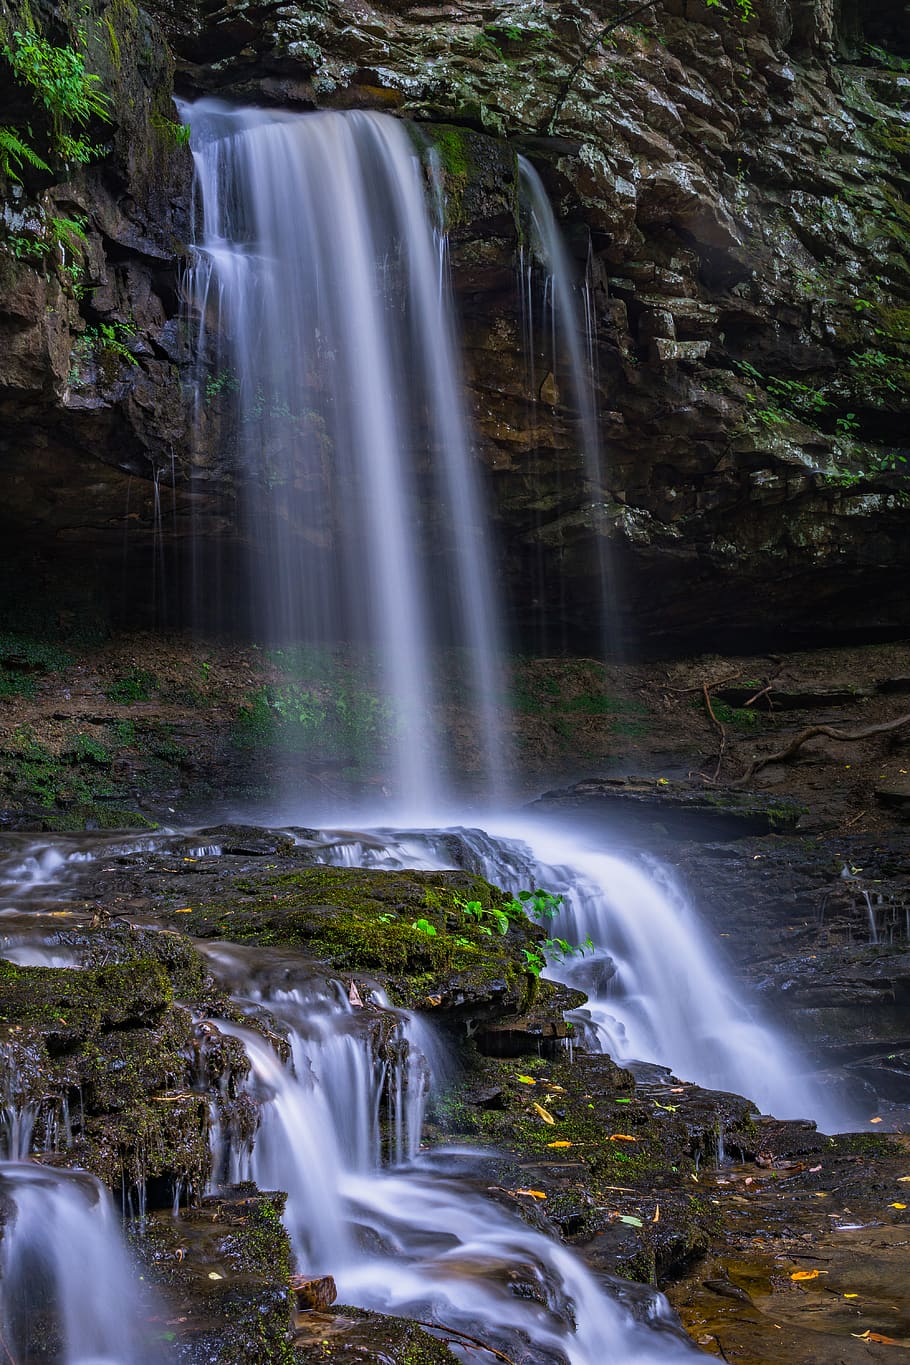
[
  {"left": 703, "top": 682, "right": 727, "bottom": 782},
  {"left": 411, "top": 1318, "right": 517, "bottom": 1364},
  {"left": 0, "top": 1328, "right": 17, "bottom": 1365},
  {"left": 543, "top": 1, "right": 657, "bottom": 133},
  {"left": 743, "top": 683, "right": 773, "bottom": 708},
  {"left": 734, "top": 713, "right": 910, "bottom": 786}
]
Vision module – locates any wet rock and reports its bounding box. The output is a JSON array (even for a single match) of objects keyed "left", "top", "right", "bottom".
[
  {"left": 529, "top": 777, "right": 803, "bottom": 840},
  {"left": 292, "top": 1273, "right": 337, "bottom": 1312},
  {"left": 135, "top": 1186, "right": 296, "bottom": 1364}
]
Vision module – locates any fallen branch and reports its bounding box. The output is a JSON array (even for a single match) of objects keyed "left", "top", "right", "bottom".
[
  {"left": 411, "top": 1319, "right": 517, "bottom": 1364},
  {"left": 734, "top": 713, "right": 910, "bottom": 786}
]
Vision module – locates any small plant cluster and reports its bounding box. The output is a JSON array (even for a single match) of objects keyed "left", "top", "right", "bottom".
[
  {"left": 5, "top": 211, "right": 90, "bottom": 296},
  {"left": 235, "top": 680, "right": 397, "bottom": 772},
  {"left": 408, "top": 888, "right": 594, "bottom": 979},
  {"left": 68, "top": 321, "right": 138, "bottom": 387},
  {"left": 0, "top": 23, "right": 110, "bottom": 182},
  {"left": 705, "top": 0, "right": 755, "bottom": 22}
]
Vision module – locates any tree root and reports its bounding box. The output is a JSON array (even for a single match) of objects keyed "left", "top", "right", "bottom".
[{"left": 733, "top": 713, "right": 910, "bottom": 787}]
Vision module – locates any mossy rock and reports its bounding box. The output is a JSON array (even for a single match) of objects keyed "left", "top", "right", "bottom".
[
  {"left": 135, "top": 1188, "right": 296, "bottom": 1364},
  {"left": 163, "top": 866, "right": 546, "bottom": 1013}
]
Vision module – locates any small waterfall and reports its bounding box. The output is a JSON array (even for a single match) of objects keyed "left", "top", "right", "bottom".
[
  {"left": 182, "top": 102, "right": 507, "bottom": 810},
  {"left": 216, "top": 988, "right": 698, "bottom": 1363},
  {"left": 0, "top": 1163, "right": 162, "bottom": 1364},
  {"left": 314, "top": 820, "right": 851, "bottom": 1132},
  {"left": 518, "top": 158, "right": 617, "bottom": 655}
]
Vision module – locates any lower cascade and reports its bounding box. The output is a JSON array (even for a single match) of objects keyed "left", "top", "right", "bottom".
[
  {"left": 0, "top": 817, "right": 861, "bottom": 1362},
  {"left": 206, "top": 968, "right": 698, "bottom": 1364}
]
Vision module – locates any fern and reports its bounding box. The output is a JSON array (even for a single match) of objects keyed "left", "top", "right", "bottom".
[{"left": 0, "top": 124, "right": 50, "bottom": 181}]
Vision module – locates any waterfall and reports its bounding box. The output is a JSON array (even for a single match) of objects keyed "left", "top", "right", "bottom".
[
  {"left": 214, "top": 983, "right": 698, "bottom": 1364},
  {"left": 182, "top": 101, "right": 507, "bottom": 811},
  {"left": 0, "top": 1163, "right": 162, "bottom": 1364},
  {"left": 312, "top": 821, "right": 853, "bottom": 1132},
  {"left": 518, "top": 157, "right": 617, "bottom": 656}
]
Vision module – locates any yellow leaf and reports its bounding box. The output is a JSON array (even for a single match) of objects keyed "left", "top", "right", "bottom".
[
  {"left": 548, "top": 1084, "right": 566, "bottom": 1093},
  {"left": 207, "top": 1272, "right": 223, "bottom": 1281},
  {"left": 515, "top": 1189, "right": 547, "bottom": 1199},
  {"left": 890, "top": 1202, "right": 907, "bottom": 1210},
  {"left": 652, "top": 1204, "right": 660, "bottom": 1224},
  {"left": 533, "top": 1103, "right": 555, "bottom": 1125},
  {"left": 517, "top": 1076, "right": 536, "bottom": 1085},
  {"left": 609, "top": 1134, "right": 637, "bottom": 1142},
  {"left": 790, "top": 1270, "right": 821, "bottom": 1281},
  {"left": 547, "top": 1141, "right": 573, "bottom": 1148},
  {"left": 844, "top": 1293, "right": 859, "bottom": 1299},
  {"left": 870, "top": 1116, "right": 883, "bottom": 1124},
  {"left": 175, "top": 907, "right": 193, "bottom": 913},
  {"left": 897, "top": 1176, "right": 910, "bottom": 1183}
]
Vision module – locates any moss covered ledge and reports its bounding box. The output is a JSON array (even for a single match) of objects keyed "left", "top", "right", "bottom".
[{"left": 160, "top": 865, "right": 559, "bottom": 1015}]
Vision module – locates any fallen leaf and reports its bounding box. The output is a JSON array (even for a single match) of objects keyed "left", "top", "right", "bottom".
[
  {"left": 515, "top": 1189, "right": 547, "bottom": 1199},
  {"left": 652, "top": 1204, "right": 660, "bottom": 1223},
  {"left": 348, "top": 982, "right": 363, "bottom": 1008},
  {"left": 618, "top": 1214, "right": 643, "bottom": 1227},
  {"left": 532, "top": 1102, "right": 555, "bottom": 1125},
  {"left": 175, "top": 908, "right": 193, "bottom": 914},
  {"left": 609, "top": 1134, "right": 637, "bottom": 1142},
  {"left": 870, "top": 1116, "right": 883, "bottom": 1124},
  {"left": 790, "top": 1270, "right": 821, "bottom": 1282},
  {"left": 207, "top": 1272, "right": 223, "bottom": 1281},
  {"left": 889, "top": 1202, "right": 907, "bottom": 1210},
  {"left": 547, "top": 1084, "right": 566, "bottom": 1093},
  {"left": 517, "top": 1076, "right": 536, "bottom": 1085},
  {"left": 547, "top": 1141, "right": 573, "bottom": 1148},
  {"left": 852, "top": 1331, "right": 903, "bottom": 1344},
  {"left": 897, "top": 1176, "right": 910, "bottom": 1183},
  {"left": 844, "top": 1293, "right": 859, "bottom": 1299},
  {"left": 809, "top": 1165, "right": 822, "bottom": 1173}
]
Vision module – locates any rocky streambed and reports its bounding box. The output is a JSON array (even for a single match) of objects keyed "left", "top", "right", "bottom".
[{"left": 0, "top": 815, "right": 906, "bottom": 1363}]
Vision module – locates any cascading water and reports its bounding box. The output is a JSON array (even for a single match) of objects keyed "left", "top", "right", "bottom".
[
  {"left": 0, "top": 1163, "right": 162, "bottom": 1364},
  {"left": 518, "top": 157, "right": 617, "bottom": 657},
  {"left": 206, "top": 967, "right": 699, "bottom": 1364},
  {"left": 183, "top": 101, "right": 506, "bottom": 810},
  {"left": 310, "top": 821, "right": 853, "bottom": 1133}
]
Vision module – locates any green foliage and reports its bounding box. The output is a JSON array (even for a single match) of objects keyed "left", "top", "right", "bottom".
[
  {"left": 235, "top": 682, "right": 397, "bottom": 769},
  {"left": 105, "top": 669, "right": 156, "bottom": 704},
  {"left": 0, "top": 22, "right": 110, "bottom": 181},
  {"left": 862, "top": 44, "right": 910, "bottom": 73},
  {"left": 0, "top": 124, "right": 50, "bottom": 181},
  {"left": 0, "top": 632, "right": 72, "bottom": 673},
  {"left": 504, "top": 889, "right": 564, "bottom": 921},
  {"left": 150, "top": 112, "right": 191, "bottom": 148},
  {"left": 705, "top": 0, "right": 755, "bottom": 21},
  {"left": 204, "top": 369, "right": 239, "bottom": 403},
  {"left": 522, "top": 935, "right": 594, "bottom": 978},
  {"left": 848, "top": 349, "right": 904, "bottom": 401},
  {"left": 69, "top": 322, "right": 138, "bottom": 387},
  {"left": 64, "top": 732, "right": 111, "bottom": 765},
  {"left": 3, "top": 28, "right": 110, "bottom": 134}
]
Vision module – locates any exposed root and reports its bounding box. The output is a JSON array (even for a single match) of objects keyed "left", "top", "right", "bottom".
[{"left": 734, "top": 713, "right": 910, "bottom": 786}]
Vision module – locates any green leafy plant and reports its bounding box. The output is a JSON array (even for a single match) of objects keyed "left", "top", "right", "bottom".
[
  {"left": 410, "top": 918, "right": 438, "bottom": 937},
  {"left": 0, "top": 125, "right": 50, "bottom": 181},
  {"left": 504, "top": 889, "right": 565, "bottom": 921},
  {"left": 105, "top": 669, "right": 156, "bottom": 704},
  {"left": 3, "top": 28, "right": 109, "bottom": 136}
]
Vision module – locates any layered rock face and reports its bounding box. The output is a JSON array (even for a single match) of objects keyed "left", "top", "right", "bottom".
[{"left": 0, "top": 0, "right": 908, "bottom": 648}]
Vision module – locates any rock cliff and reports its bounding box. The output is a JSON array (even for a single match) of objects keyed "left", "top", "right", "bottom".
[{"left": 0, "top": 0, "right": 907, "bottom": 649}]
